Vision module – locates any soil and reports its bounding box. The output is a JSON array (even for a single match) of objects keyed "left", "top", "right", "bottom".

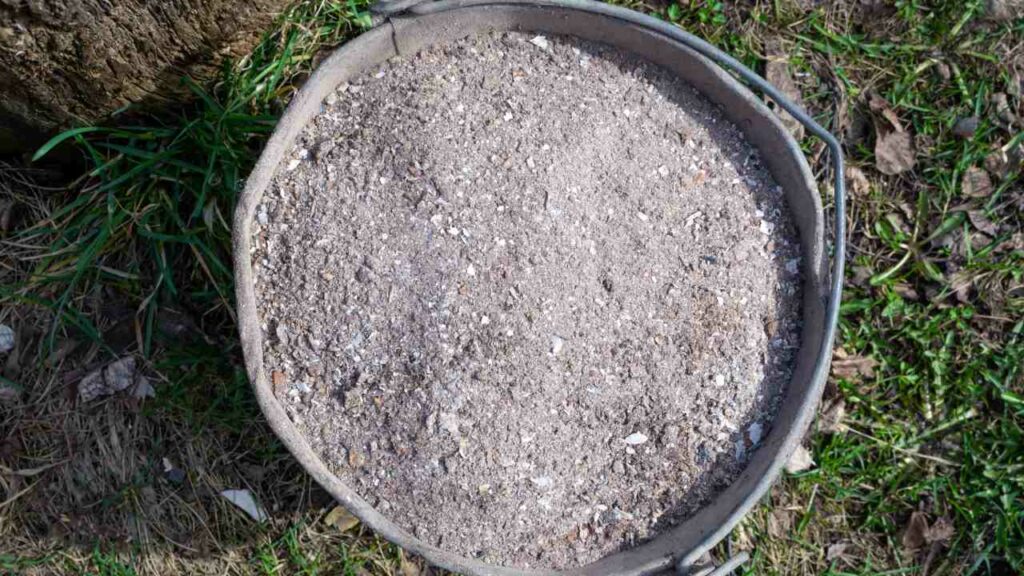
[{"left": 252, "top": 32, "right": 803, "bottom": 570}]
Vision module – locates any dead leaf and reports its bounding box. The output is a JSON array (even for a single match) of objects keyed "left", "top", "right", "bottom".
[
  {"left": 902, "top": 198, "right": 920, "bottom": 219},
  {"left": 949, "top": 269, "right": 975, "bottom": 303},
  {"left": 133, "top": 374, "right": 155, "bottom": 398},
  {"left": 764, "top": 46, "right": 806, "bottom": 140},
  {"left": 926, "top": 516, "right": 955, "bottom": 545},
  {"left": 221, "top": 489, "right": 269, "bottom": 523},
  {"left": 1009, "top": 70, "right": 1023, "bottom": 100},
  {"left": 767, "top": 509, "right": 793, "bottom": 539},
  {"left": 875, "top": 130, "right": 916, "bottom": 175},
  {"left": 867, "top": 91, "right": 903, "bottom": 131},
  {"left": 892, "top": 283, "right": 920, "bottom": 300},
  {"left": 324, "top": 506, "right": 360, "bottom": 531},
  {"left": 991, "top": 92, "right": 1017, "bottom": 128},
  {"left": 845, "top": 105, "right": 872, "bottom": 147},
  {"left": 104, "top": 356, "right": 136, "bottom": 393},
  {"left": 399, "top": 550, "right": 421, "bottom": 576},
  {"left": 986, "top": 0, "right": 1024, "bottom": 20},
  {"left": 819, "top": 398, "right": 846, "bottom": 434},
  {"left": 846, "top": 166, "right": 871, "bottom": 196},
  {"left": 784, "top": 445, "right": 815, "bottom": 473},
  {"left": 78, "top": 356, "right": 145, "bottom": 402},
  {"left": 826, "top": 541, "right": 850, "bottom": 561},
  {"left": 886, "top": 212, "right": 910, "bottom": 235},
  {"left": 962, "top": 167, "right": 993, "bottom": 198},
  {"left": 967, "top": 210, "right": 1000, "bottom": 237},
  {"left": 995, "top": 231, "right": 1024, "bottom": 254},
  {"left": 902, "top": 511, "right": 929, "bottom": 554},
  {"left": 851, "top": 265, "right": 872, "bottom": 286},
  {"left": 915, "top": 132, "right": 936, "bottom": 156},
  {"left": 832, "top": 354, "right": 878, "bottom": 379},
  {"left": 984, "top": 147, "right": 1020, "bottom": 180}
]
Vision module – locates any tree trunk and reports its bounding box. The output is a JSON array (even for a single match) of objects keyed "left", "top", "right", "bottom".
[{"left": 0, "top": 0, "right": 289, "bottom": 154}]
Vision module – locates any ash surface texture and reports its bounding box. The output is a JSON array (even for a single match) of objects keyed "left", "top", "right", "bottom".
[{"left": 252, "top": 31, "right": 803, "bottom": 569}]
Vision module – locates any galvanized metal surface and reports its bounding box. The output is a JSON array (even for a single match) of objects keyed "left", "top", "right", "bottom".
[{"left": 232, "top": 1, "right": 845, "bottom": 574}]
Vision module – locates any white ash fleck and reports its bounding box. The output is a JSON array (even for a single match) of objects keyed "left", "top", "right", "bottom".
[
  {"left": 529, "top": 35, "right": 551, "bottom": 51},
  {"left": 530, "top": 476, "right": 554, "bottom": 489},
  {"left": 623, "top": 432, "right": 649, "bottom": 446},
  {"left": 549, "top": 335, "right": 565, "bottom": 356}
]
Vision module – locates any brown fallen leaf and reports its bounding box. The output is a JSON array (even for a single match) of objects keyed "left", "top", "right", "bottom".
[
  {"left": 1013, "top": 188, "right": 1024, "bottom": 212},
  {"left": 986, "top": 0, "right": 1024, "bottom": 20},
  {"left": 967, "top": 210, "right": 1000, "bottom": 237},
  {"left": 846, "top": 165, "right": 871, "bottom": 196},
  {"left": 949, "top": 269, "right": 975, "bottom": 303},
  {"left": 991, "top": 92, "right": 1017, "bottom": 127},
  {"left": 826, "top": 541, "right": 850, "bottom": 561},
  {"left": 767, "top": 508, "right": 793, "bottom": 539},
  {"left": 845, "top": 105, "right": 873, "bottom": 147},
  {"left": 994, "top": 231, "right": 1024, "bottom": 255},
  {"left": 818, "top": 398, "right": 846, "bottom": 434},
  {"left": 399, "top": 550, "right": 421, "bottom": 576},
  {"left": 983, "top": 147, "right": 1020, "bottom": 180},
  {"left": 764, "top": 45, "right": 806, "bottom": 140},
  {"left": 832, "top": 354, "right": 878, "bottom": 379},
  {"left": 850, "top": 265, "right": 873, "bottom": 286},
  {"left": 1009, "top": 70, "right": 1023, "bottom": 100},
  {"left": 875, "top": 130, "right": 917, "bottom": 175},
  {"left": 926, "top": 516, "right": 955, "bottom": 545},
  {"left": 902, "top": 511, "right": 930, "bottom": 554},
  {"left": 784, "top": 445, "right": 815, "bottom": 474},
  {"left": 867, "top": 91, "right": 903, "bottom": 131},
  {"left": 892, "top": 283, "right": 920, "bottom": 300},
  {"left": 78, "top": 356, "right": 147, "bottom": 402},
  {"left": 915, "top": 132, "right": 937, "bottom": 156},
  {"left": 324, "top": 506, "right": 360, "bottom": 531},
  {"left": 962, "top": 166, "right": 993, "bottom": 198}
]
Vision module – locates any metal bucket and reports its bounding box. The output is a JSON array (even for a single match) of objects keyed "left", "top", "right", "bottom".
[{"left": 232, "top": 1, "right": 846, "bottom": 573}]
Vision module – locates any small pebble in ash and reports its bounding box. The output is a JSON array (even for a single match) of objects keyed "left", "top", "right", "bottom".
[{"left": 254, "top": 31, "right": 802, "bottom": 570}]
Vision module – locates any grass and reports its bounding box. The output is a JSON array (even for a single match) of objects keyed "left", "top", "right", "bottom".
[{"left": 1, "top": 0, "right": 1023, "bottom": 574}]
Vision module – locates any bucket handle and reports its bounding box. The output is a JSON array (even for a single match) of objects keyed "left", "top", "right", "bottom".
[{"left": 367, "top": 1, "right": 847, "bottom": 574}]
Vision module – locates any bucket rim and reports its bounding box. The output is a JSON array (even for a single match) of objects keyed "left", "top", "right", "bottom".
[{"left": 231, "top": 2, "right": 846, "bottom": 574}]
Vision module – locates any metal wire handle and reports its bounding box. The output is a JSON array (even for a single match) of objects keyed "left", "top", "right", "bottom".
[{"left": 367, "top": 1, "right": 847, "bottom": 573}]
